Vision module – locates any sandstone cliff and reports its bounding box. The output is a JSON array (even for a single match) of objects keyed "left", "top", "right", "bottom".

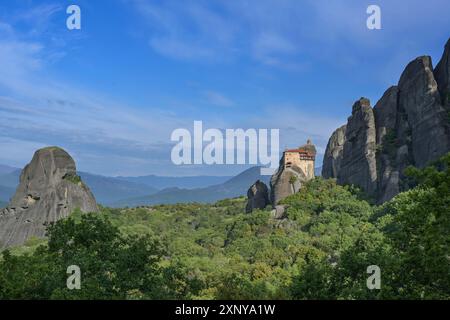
[
  {"left": 323, "top": 37, "right": 450, "bottom": 203},
  {"left": 0, "top": 147, "right": 98, "bottom": 248}
]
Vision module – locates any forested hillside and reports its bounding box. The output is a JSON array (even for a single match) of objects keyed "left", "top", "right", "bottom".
[{"left": 0, "top": 155, "right": 449, "bottom": 300}]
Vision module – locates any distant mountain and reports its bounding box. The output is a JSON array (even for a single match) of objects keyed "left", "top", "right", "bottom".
[
  {"left": 0, "top": 164, "right": 271, "bottom": 207},
  {"left": 0, "top": 200, "right": 7, "bottom": 209},
  {"left": 78, "top": 172, "right": 159, "bottom": 205},
  {"left": 0, "top": 169, "right": 20, "bottom": 202},
  {"left": 112, "top": 166, "right": 271, "bottom": 208},
  {"left": 0, "top": 166, "right": 159, "bottom": 206},
  {"left": 116, "top": 174, "right": 233, "bottom": 190},
  {"left": 0, "top": 185, "right": 15, "bottom": 203},
  {"left": 0, "top": 169, "right": 20, "bottom": 189},
  {"left": 0, "top": 164, "right": 18, "bottom": 175}
]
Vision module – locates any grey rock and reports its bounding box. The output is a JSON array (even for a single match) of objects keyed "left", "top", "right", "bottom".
[
  {"left": 398, "top": 55, "right": 450, "bottom": 168},
  {"left": 323, "top": 38, "right": 450, "bottom": 203},
  {"left": 434, "top": 38, "right": 450, "bottom": 109},
  {"left": 270, "top": 165, "right": 306, "bottom": 205},
  {"left": 322, "top": 125, "right": 347, "bottom": 179},
  {"left": 245, "top": 180, "right": 270, "bottom": 213},
  {"left": 0, "top": 147, "right": 98, "bottom": 248},
  {"left": 338, "top": 98, "right": 378, "bottom": 197},
  {"left": 374, "top": 86, "right": 400, "bottom": 203},
  {"left": 271, "top": 205, "right": 286, "bottom": 219},
  {"left": 270, "top": 140, "right": 317, "bottom": 205},
  {"left": 374, "top": 86, "right": 399, "bottom": 145}
]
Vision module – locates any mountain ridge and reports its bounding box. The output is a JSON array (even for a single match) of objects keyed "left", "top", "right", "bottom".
[
  {"left": 115, "top": 174, "right": 233, "bottom": 190},
  {"left": 112, "top": 166, "right": 271, "bottom": 207}
]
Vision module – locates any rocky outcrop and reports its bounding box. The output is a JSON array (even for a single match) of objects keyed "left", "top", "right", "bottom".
[
  {"left": 322, "top": 125, "right": 346, "bottom": 179},
  {"left": 271, "top": 205, "right": 286, "bottom": 219},
  {"left": 323, "top": 37, "right": 450, "bottom": 203},
  {"left": 373, "top": 86, "right": 401, "bottom": 203},
  {"left": 434, "top": 38, "right": 450, "bottom": 109},
  {"left": 269, "top": 140, "right": 317, "bottom": 205},
  {"left": 245, "top": 180, "right": 270, "bottom": 213},
  {"left": 337, "top": 98, "right": 378, "bottom": 197},
  {"left": 270, "top": 164, "right": 306, "bottom": 205},
  {"left": 0, "top": 147, "right": 98, "bottom": 248},
  {"left": 398, "top": 56, "right": 450, "bottom": 168}
]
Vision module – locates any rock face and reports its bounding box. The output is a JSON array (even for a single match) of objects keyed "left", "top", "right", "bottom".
[
  {"left": 398, "top": 56, "right": 450, "bottom": 168},
  {"left": 271, "top": 205, "right": 286, "bottom": 219},
  {"left": 323, "top": 38, "right": 450, "bottom": 203},
  {"left": 270, "top": 163, "right": 306, "bottom": 205},
  {"left": 0, "top": 147, "right": 98, "bottom": 248},
  {"left": 245, "top": 180, "right": 270, "bottom": 213},
  {"left": 337, "top": 98, "right": 378, "bottom": 197},
  {"left": 434, "top": 38, "right": 450, "bottom": 109},
  {"left": 373, "top": 86, "right": 401, "bottom": 203},
  {"left": 322, "top": 125, "right": 346, "bottom": 179}
]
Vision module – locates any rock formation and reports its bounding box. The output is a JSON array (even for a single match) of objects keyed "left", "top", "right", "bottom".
[
  {"left": 0, "top": 147, "right": 98, "bottom": 248},
  {"left": 434, "top": 38, "right": 450, "bottom": 109},
  {"left": 399, "top": 56, "right": 450, "bottom": 168},
  {"left": 245, "top": 140, "right": 317, "bottom": 212},
  {"left": 271, "top": 205, "right": 286, "bottom": 219},
  {"left": 373, "top": 86, "right": 402, "bottom": 203},
  {"left": 323, "top": 37, "right": 450, "bottom": 203},
  {"left": 270, "top": 140, "right": 316, "bottom": 205},
  {"left": 270, "top": 165, "right": 305, "bottom": 205},
  {"left": 337, "top": 98, "right": 378, "bottom": 196},
  {"left": 245, "top": 180, "right": 270, "bottom": 213},
  {"left": 322, "top": 125, "right": 346, "bottom": 179}
]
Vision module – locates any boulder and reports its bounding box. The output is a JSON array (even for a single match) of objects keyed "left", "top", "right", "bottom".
[
  {"left": 271, "top": 205, "right": 286, "bottom": 219},
  {"left": 245, "top": 180, "right": 270, "bottom": 213},
  {"left": 0, "top": 147, "right": 98, "bottom": 248}
]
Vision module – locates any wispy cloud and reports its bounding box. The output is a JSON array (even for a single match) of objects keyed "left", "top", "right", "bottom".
[
  {"left": 1, "top": 0, "right": 449, "bottom": 177},
  {"left": 133, "top": 0, "right": 235, "bottom": 61},
  {"left": 202, "top": 90, "right": 234, "bottom": 108},
  {"left": 0, "top": 18, "right": 189, "bottom": 175},
  {"left": 130, "top": 0, "right": 450, "bottom": 75}
]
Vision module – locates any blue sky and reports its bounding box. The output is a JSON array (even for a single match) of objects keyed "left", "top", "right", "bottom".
[{"left": 0, "top": 0, "right": 449, "bottom": 176}]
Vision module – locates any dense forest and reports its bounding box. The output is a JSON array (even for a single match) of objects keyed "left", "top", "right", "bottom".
[{"left": 0, "top": 154, "right": 449, "bottom": 300}]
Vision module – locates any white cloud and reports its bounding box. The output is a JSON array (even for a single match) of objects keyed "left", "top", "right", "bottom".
[
  {"left": 0, "top": 20, "right": 193, "bottom": 175},
  {"left": 203, "top": 90, "right": 234, "bottom": 108},
  {"left": 131, "top": 0, "right": 450, "bottom": 74}
]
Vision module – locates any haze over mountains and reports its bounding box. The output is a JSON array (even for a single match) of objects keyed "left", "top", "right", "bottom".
[
  {"left": 0, "top": 164, "right": 275, "bottom": 207},
  {"left": 116, "top": 175, "right": 233, "bottom": 190},
  {"left": 112, "top": 166, "right": 271, "bottom": 207}
]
